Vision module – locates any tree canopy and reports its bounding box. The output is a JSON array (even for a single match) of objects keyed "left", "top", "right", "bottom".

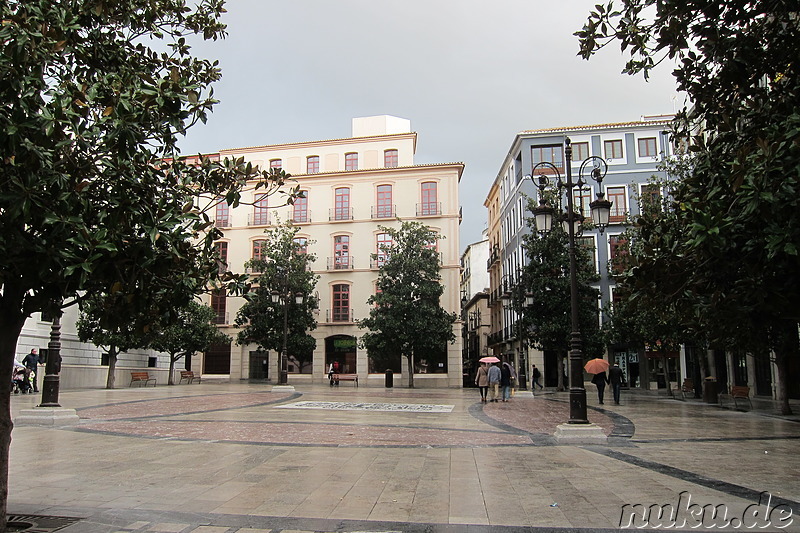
[
  {"left": 359, "top": 221, "right": 458, "bottom": 388},
  {"left": 235, "top": 223, "right": 319, "bottom": 373},
  {"left": 577, "top": 1, "right": 800, "bottom": 412},
  {"left": 0, "top": 1, "right": 292, "bottom": 526}
]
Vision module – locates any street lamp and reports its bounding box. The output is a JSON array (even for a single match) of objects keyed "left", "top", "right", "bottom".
[
  {"left": 271, "top": 288, "right": 305, "bottom": 385},
  {"left": 527, "top": 137, "right": 610, "bottom": 427}
]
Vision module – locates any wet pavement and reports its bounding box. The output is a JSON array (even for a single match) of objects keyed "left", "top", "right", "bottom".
[{"left": 9, "top": 383, "right": 800, "bottom": 532}]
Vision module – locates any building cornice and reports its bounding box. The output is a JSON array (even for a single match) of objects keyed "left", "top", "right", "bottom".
[{"left": 219, "top": 132, "right": 418, "bottom": 155}]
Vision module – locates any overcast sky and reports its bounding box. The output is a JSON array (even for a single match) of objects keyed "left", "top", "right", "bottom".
[{"left": 177, "top": 0, "right": 681, "bottom": 249}]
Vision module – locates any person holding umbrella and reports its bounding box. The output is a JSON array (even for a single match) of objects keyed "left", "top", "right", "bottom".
[{"left": 585, "top": 358, "right": 610, "bottom": 405}]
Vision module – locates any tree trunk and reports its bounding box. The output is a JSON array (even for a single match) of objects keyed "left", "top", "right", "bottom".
[
  {"left": 0, "top": 310, "right": 28, "bottom": 533},
  {"left": 773, "top": 321, "right": 798, "bottom": 416},
  {"left": 169, "top": 353, "right": 177, "bottom": 385},
  {"left": 406, "top": 352, "right": 414, "bottom": 388},
  {"left": 556, "top": 355, "right": 565, "bottom": 392},
  {"left": 105, "top": 347, "right": 118, "bottom": 389}
]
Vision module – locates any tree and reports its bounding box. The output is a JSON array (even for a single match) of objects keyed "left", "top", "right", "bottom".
[
  {"left": 76, "top": 294, "right": 156, "bottom": 389},
  {"left": 359, "top": 221, "right": 458, "bottom": 388},
  {"left": 577, "top": 1, "right": 800, "bottom": 413},
  {"left": 0, "top": 1, "right": 293, "bottom": 527},
  {"left": 512, "top": 216, "right": 603, "bottom": 391},
  {"left": 150, "top": 301, "right": 230, "bottom": 385},
  {"left": 235, "top": 224, "right": 318, "bottom": 373}
]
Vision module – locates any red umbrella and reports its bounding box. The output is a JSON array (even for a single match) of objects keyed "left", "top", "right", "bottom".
[
  {"left": 584, "top": 358, "right": 610, "bottom": 374},
  {"left": 479, "top": 356, "right": 500, "bottom": 363}
]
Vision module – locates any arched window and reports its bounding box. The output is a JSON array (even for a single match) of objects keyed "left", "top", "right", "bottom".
[
  {"left": 384, "top": 149, "right": 398, "bottom": 168},
  {"left": 332, "top": 284, "right": 350, "bottom": 322}
]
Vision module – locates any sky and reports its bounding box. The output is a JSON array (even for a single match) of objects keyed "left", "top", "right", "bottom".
[{"left": 177, "top": 0, "right": 682, "bottom": 250}]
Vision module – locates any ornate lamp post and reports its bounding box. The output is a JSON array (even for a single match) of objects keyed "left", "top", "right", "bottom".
[
  {"left": 271, "top": 288, "right": 305, "bottom": 385},
  {"left": 528, "top": 138, "right": 611, "bottom": 431}
]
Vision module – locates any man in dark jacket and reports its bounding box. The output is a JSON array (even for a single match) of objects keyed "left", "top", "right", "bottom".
[
  {"left": 608, "top": 363, "right": 626, "bottom": 405},
  {"left": 22, "top": 348, "right": 41, "bottom": 393}
]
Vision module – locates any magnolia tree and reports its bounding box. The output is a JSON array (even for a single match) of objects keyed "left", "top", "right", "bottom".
[
  {"left": 0, "top": 1, "right": 294, "bottom": 527},
  {"left": 235, "top": 224, "right": 319, "bottom": 373},
  {"left": 577, "top": 1, "right": 800, "bottom": 413},
  {"left": 359, "top": 221, "right": 458, "bottom": 388}
]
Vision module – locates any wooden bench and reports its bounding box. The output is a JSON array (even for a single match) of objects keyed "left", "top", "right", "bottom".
[
  {"left": 332, "top": 373, "right": 358, "bottom": 387},
  {"left": 130, "top": 371, "right": 156, "bottom": 387},
  {"left": 680, "top": 378, "right": 694, "bottom": 400},
  {"left": 730, "top": 385, "right": 752, "bottom": 409},
  {"left": 179, "top": 370, "right": 201, "bottom": 384}
]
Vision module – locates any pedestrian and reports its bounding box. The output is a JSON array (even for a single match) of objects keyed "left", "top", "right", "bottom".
[
  {"left": 475, "top": 363, "right": 489, "bottom": 403},
  {"left": 487, "top": 362, "right": 501, "bottom": 402},
  {"left": 591, "top": 371, "right": 609, "bottom": 405},
  {"left": 331, "top": 360, "right": 341, "bottom": 386},
  {"left": 531, "top": 364, "right": 543, "bottom": 391},
  {"left": 22, "top": 348, "right": 41, "bottom": 393},
  {"left": 608, "top": 363, "right": 625, "bottom": 405},
  {"left": 500, "top": 362, "right": 513, "bottom": 402}
]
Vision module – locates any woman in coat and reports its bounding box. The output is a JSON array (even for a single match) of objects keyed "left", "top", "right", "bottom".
[{"left": 475, "top": 363, "right": 489, "bottom": 403}]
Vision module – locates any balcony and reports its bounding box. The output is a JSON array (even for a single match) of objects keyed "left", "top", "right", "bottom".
[
  {"left": 213, "top": 312, "right": 229, "bottom": 325},
  {"left": 330, "top": 207, "right": 354, "bottom": 222},
  {"left": 328, "top": 256, "right": 354, "bottom": 271},
  {"left": 248, "top": 212, "right": 270, "bottom": 226},
  {"left": 417, "top": 202, "right": 441, "bottom": 217},
  {"left": 326, "top": 309, "right": 354, "bottom": 323},
  {"left": 370, "top": 255, "right": 388, "bottom": 269},
  {"left": 291, "top": 211, "right": 312, "bottom": 224},
  {"left": 213, "top": 217, "right": 230, "bottom": 228},
  {"left": 371, "top": 205, "right": 396, "bottom": 219}
]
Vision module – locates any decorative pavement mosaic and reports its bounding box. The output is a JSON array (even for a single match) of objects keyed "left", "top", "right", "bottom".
[{"left": 274, "top": 401, "right": 456, "bottom": 413}]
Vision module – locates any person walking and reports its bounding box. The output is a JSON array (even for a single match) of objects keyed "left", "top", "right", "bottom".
[
  {"left": 487, "top": 362, "right": 501, "bottom": 402},
  {"left": 608, "top": 363, "right": 625, "bottom": 405},
  {"left": 591, "top": 371, "right": 609, "bottom": 405},
  {"left": 475, "top": 363, "right": 489, "bottom": 403},
  {"left": 500, "top": 362, "right": 513, "bottom": 402},
  {"left": 531, "top": 364, "right": 543, "bottom": 391},
  {"left": 22, "top": 348, "right": 41, "bottom": 393}
]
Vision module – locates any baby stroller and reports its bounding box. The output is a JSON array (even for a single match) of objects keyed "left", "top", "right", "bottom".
[{"left": 12, "top": 366, "right": 33, "bottom": 394}]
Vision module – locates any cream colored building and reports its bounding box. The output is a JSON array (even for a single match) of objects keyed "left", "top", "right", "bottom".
[{"left": 200, "top": 116, "right": 465, "bottom": 387}]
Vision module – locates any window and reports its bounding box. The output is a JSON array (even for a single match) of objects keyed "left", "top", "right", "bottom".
[
  {"left": 293, "top": 237, "right": 308, "bottom": 254},
  {"left": 531, "top": 145, "right": 564, "bottom": 172},
  {"left": 375, "top": 184, "right": 393, "bottom": 218},
  {"left": 576, "top": 236, "right": 597, "bottom": 273},
  {"left": 211, "top": 289, "right": 227, "bottom": 324},
  {"left": 604, "top": 140, "right": 624, "bottom": 160},
  {"left": 332, "top": 284, "right": 350, "bottom": 322},
  {"left": 638, "top": 137, "right": 657, "bottom": 158},
  {"left": 640, "top": 184, "right": 661, "bottom": 214},
  {"left": 607, "top": 186, "right": 628, "bottom": 222},
  {"left": 572, "top": 142, "right": 590, "bottom": 161},
  {"left": 292, "top": 192, "right": 308, "bottom": 223},
  {"left": 215, "top": 199, "right": 230, "bottom": 227},
  {"left": 572, "top": 186, "right": 592, "bottom": 218},
  {"left": 419, "top": 181, "right": 438, "bottom": 216},
  {"left": 375, "top": 232, "right": 393, "bottom": 267},
  {"left": 384, "top": 149, "right": 398, "bottom": 168},
  {"left": 252, "top": 193, "right": 269, "bottom": 225},
  {"left": 306, "top": 156, "right": 319, "bottom": 174},
  {"left": 215, "top": 242, "right": 228, "bottom": 273},
  {"left": 269, "top": 159, "right": 282, "bottom": 170},
  {"left": 252, "top": 239, "right": 267, "bottom": 262},
  {"left": 345, "top": 152, "right": 358, "bottom": 171},
  {"left": 609, "top": 235, "right": 629, "bottom": 274},
  {"left": 334, "top": 235, "right": 350, "bottom": 269},
  {"left": 334, "top": 187, "right": 350, "bottom": 220}
]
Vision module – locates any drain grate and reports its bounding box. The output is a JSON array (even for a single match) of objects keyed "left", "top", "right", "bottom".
[{"left": 6, "top": 514, "right": 81, "bottom": 532}]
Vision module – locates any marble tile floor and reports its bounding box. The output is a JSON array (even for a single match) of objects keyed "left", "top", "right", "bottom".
[{"left": 8, "top": 383, "right": 800, "bottom": 532}]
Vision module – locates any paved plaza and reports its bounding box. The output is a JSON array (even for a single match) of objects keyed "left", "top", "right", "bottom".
[{"left": 8, "top": 382, "right": 800, "bottom": 532}]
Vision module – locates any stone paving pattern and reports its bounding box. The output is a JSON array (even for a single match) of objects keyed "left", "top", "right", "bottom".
[{"left": 9, "top": 383, "right": 800, "bottom": 532}]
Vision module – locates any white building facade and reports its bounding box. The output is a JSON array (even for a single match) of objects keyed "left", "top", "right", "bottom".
[{"left": 202, "top": 116, "right": 465, "bottom": 387}]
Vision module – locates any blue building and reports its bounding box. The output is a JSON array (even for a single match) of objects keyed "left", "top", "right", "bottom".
[{"left": 485, "top": 115, "right": 676, "bottom": 391}]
